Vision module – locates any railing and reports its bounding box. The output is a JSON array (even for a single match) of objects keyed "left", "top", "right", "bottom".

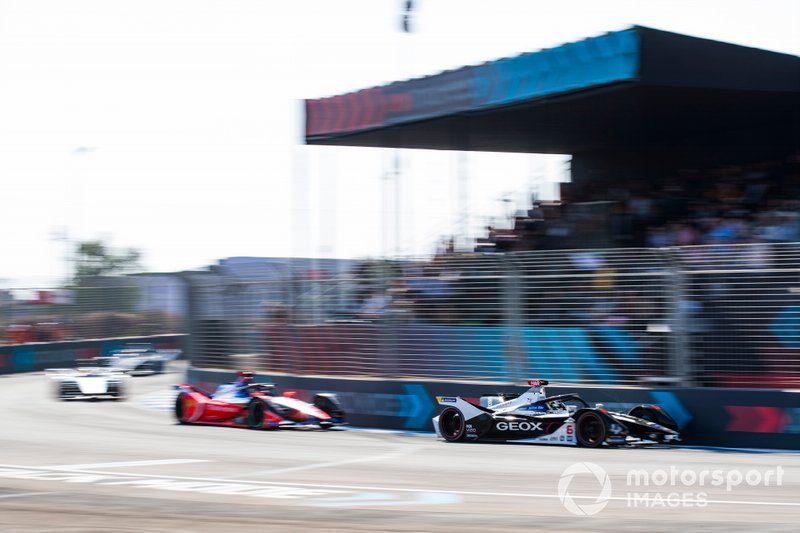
[
  {"left": 11, "top": 247, "right": 794, "bottom": 388},
  {"left": 0, "top": 275, "right": 187, "bottom": 344},
  {"left": 185, "top": 243, "right": 800, "bottom": 388}
]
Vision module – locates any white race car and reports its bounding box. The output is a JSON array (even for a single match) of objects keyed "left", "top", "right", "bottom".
[
  {"left": 433, "top": 379, "right": 680, "bottom": 447},
  {"left": 94, "top": 343, "right": 182, "bottom": 376},
  {"left": 46, "top": 368, "right": 129, "bottom": 401}
]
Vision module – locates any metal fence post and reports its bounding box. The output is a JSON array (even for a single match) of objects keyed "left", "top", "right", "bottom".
[
  {"left": 378, "top": 260, "right": 398, "bottom": 378},
  {"left": 502, "top": 255, "right": 526, "bottom": 383},
  {"left": 178, "top": 271, "right": 200, "bottom": 368},
  {"left": 664, "top": 249, "right": 693, "bottom": 386}
]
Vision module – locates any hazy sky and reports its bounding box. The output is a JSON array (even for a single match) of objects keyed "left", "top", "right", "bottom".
[{"left": 1, "top": 0, "right": 798, "bottom": 287}]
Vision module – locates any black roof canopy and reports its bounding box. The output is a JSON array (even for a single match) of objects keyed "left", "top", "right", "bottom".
[{"left": 304, "top": 26, "right": 800, "bottom": 164}]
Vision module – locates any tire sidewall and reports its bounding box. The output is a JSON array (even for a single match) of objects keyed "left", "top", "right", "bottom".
[
  {"left": 439, "top": 407, "right": 467, "bottom": 442},
  {"left": 313, "top": 394, "right": 345, "bottom": 422},
  {"left": 576, "top": 411, "right": 607, "bottom": 448},
  {"left": 630, "top": 407, "right": 655, "bottom": 423},
  {"left": 247, "top": 398, "right": 265, "bottom": 429},
  {"left": 175, "top": 392, "right": 189, "bottom": 423}
]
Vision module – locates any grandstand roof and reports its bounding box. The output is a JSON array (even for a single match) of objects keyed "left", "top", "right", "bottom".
[{"left": 304, "top": 26, "right": 800, "bottom": 159}]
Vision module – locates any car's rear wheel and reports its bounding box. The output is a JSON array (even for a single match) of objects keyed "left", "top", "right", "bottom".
[
  {"left": 439, "top": 407, "right": 467, "bottom": 442},
  {"left": 629, "top": 406, "right": 679, "bottom": 433},
  {"left": 313, "top": 394, "right": 346, "bottom": 426},
  {"left": 629, "top": 407, "right": 656, "bottom": 423},
  {"left": 576, "top": 411, "right": 607, "bottom": 448},
  {"left": 247, "top": 399, "right": 265, "bottom": 429},
  {"left": 110, "top": 383, "right": 126, "bottom": 401}
]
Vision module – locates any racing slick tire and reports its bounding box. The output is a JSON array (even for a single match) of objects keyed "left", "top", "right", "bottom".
[
  {"left": 109, "top": 382, "right": 126, "bottom": 401},
  {"left": 629, "top": 406, "right": 656, "bottom": 423},
  {"left": 246, "top": 398, "right": 266, "bottom": 429},
  {"left": 576, "top": 411, "right": 607, "bottom": 448},
  {"left": 313, "top": 393, "right": 346, "bottom": 426},
  {"left": 174, "top": 392, "right": 192, "bottom": 424},
  {"left": 628, "top": 406, "right": 679, "bottom": 432},
  {"left": 136, "top": 361, "right": 162, "bottom": 375},
  {"left": 438, "top": 407, "right": 467, "bottom": 442}
]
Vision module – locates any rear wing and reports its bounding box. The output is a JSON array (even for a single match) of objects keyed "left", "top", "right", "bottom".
[
  {"left": 157, "top": 349, "right": 183, "bottom": 361},
  {"left": 435, "top": 396, "right": 493, "bottom": 418},
  {"left": 46, "top": 367, "right": 127, "bottom": 377},
  {"left": 45, "top": 368, "right": 78, "bottom": 377}
]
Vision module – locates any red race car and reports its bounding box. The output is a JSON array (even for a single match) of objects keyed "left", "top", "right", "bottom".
[{"left": 174, "top": 372, "right": 346, "bottom": 430}]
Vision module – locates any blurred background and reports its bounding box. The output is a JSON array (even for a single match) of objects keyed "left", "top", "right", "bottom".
[{"left": 1, "top": 1, "right": 799, "bottom": 391}]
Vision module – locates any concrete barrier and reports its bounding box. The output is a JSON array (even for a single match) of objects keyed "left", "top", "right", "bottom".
[
  {"left": 186, "top": 367, "right": 800, "bottom": 450},
  {"left": 0, "top": 335, "right": 188, "bottom": 374}
]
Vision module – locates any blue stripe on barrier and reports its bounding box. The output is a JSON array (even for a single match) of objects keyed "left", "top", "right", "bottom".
[
  {"left": 565, "top": 327, "right": 618, "bottom": 382},
  {"left": 397, "top": 326, "right": 510, "bottom": 381},
  {"left": 450, "top": 327, "right": 510, "bottom": 381},
  {"left": 591, "top": 325, "right": 642, "bottom": 368},
  {"left": 547, "top": 328, "right": 579, "bottom": 381},
  {"left": 521, "top": 327, "right": 627, "bottom": 383},
  {"left": 771, "top": 306, "right": 800, "bottom": 348},
  {"left": 11, "top": 347, "right": 35, "bottom": 372}
]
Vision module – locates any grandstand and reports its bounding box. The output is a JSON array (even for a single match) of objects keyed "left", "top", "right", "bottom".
[
  {"left": 306, "top": 25, "right": 799, "bottom": 251},
  {"left": 297, "top": 26, "right": 800, "bottom": 388}
]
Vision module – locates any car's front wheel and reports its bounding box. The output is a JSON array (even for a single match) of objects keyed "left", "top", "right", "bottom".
[
  {"left": 576, "top": 411, "right": 607, "bottom": 448},
  {"left": 439, "top": 407, "right": 467, "bottom": 442},
  {"left": 313, "top": 394, "right": 346, "bottom": 426},
  {"left": 246, "top": 398, "right": 266, "bottom": 429},
  {"left": 175, "top": 393, "right": 191, "bottom": 423}
]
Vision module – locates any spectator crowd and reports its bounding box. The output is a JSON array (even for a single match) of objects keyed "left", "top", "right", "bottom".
[{"left": 475, "top": 153, "right": 800, "bottom": 252}]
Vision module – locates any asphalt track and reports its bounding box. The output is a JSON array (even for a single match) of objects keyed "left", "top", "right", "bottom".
[{"left": 1, "top": 364, "right": 798, "bottom": 532}]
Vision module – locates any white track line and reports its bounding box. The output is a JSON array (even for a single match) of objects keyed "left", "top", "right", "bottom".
[
  {"left": 0, "top": 491, "right": 52, "bottom": 500},
  {"left": 1, "top": 464, "right": 797, "bottom": 508},
  {"left": 233, "top": 444, "right": 426, "bottom": 477},
  {"left": 48, "top": 459, "right": 209, "bottom": 470}
]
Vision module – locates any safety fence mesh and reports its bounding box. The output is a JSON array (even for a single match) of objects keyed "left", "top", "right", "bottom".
[
  {"left": 4, "top": 244, "right": 798, "bottom": 387},
  {"left": 0, "top": 275, "right": 186, "bottom": 344},
  {"left": 184, "top": 244, "right": 800, "bottom": 388}
]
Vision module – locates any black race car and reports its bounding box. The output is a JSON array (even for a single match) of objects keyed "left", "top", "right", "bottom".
[{"left": 432, "top": 379, "right": 680, "bottom": 447}]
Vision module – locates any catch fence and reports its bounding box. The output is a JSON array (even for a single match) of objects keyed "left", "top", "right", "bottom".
[
  {"left": 0, "top": 275, "right": 186, "bottom": 344},
  {"left": 185, "top": 243, "right": 800, "bottom": 388}
]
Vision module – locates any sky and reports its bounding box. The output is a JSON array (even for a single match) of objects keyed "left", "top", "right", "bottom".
[{"left": 1, "top": 0, "right": 798, "bottom": 287}]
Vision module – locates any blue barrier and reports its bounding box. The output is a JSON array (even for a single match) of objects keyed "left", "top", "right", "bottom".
[
  {"left": 186, "top": 367, "right": 800, "bottom": 450},
  {"left": 0, "top": 334, "right": 187, "bottom": 375}
]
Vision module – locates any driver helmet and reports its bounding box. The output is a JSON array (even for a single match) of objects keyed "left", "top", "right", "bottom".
[{"left": 237, "top": 371, "right": 255, "bottom": 384}]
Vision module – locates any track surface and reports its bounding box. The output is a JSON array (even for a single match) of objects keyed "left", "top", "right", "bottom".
[{"left": 1, "top": 365, "right": 798, "bottom": 532}]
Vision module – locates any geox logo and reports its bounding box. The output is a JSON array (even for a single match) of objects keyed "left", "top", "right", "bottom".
[{"left": 496, "top": 421, "right": 543, "bottom": 431}]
